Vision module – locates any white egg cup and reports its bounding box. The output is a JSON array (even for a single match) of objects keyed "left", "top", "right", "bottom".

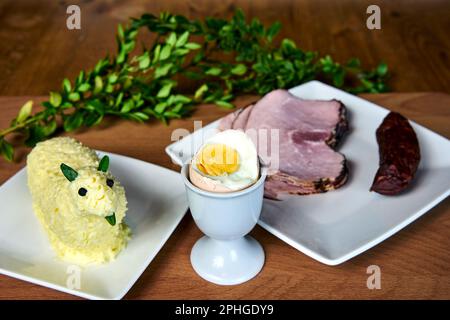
[{"left": 181, "top": 164, "right": 267, "bottom": 285}]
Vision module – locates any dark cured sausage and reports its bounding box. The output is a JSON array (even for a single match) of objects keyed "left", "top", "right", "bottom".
[{"left": 370, "top": 112, "right": 421, "bottom": 195}]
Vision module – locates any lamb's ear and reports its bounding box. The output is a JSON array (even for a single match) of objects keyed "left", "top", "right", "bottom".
[
  {"left": 60, "top": 163, "right": 78, "bottom": 182},
  {"left": 98, "top": 155, "right": 109, "bottom": 172}
]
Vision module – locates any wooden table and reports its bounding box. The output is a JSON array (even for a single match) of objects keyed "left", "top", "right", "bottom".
[
  {"left": 0, "top": 93, "right": 449, "bottom": 299},
  {"left": 0, "top": 0, "right": 449, "bottom": 95}
]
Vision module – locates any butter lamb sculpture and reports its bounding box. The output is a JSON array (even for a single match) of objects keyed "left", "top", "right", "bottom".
[{"left": 27, "top": 137, "right": 130, "bottom": 265}]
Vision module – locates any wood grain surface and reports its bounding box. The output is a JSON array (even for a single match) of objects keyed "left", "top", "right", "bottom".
[
  {"left": 0, "top": 0, "right": 449, "bottom": 95},
  {"left": 0, "top": 93, "right": 449, "bottom": 300}
]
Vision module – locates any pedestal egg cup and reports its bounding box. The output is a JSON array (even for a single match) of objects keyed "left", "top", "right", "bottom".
[{"left": 181, "top": 163, "right": 267, "bottom": 285}]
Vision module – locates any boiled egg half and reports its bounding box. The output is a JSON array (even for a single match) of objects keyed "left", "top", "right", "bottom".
[{"left": 189, "top": 129, "right": 259, "bottom": 192}]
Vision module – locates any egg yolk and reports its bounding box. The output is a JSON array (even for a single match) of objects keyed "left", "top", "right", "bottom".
[{"left": 197, "top": 144, "right": 240, "bottom": 176}]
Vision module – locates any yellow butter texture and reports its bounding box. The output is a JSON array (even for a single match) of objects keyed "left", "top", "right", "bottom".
[{"left": 27, "top": 137, "right": 130, "bottom": 265}]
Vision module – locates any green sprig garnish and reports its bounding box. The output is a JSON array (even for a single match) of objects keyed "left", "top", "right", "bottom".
[
  {"left": 60, "top": 163, "right": 78, "bottom": 182},
  {"left": 0, "top": 9, "right": 389, "bottom": 162},
  {"left": 98, "top": 155, "right": 110, "bottom": 172}
]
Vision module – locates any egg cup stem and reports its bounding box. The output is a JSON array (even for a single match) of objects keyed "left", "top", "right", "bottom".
[{"left": 190, "top": 235, "right": 265, "bottom": 285}]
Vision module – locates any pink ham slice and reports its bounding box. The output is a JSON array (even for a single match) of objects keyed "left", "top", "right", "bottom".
[
  {"left": 219, "top": 89, "right": 349, "bottom": 199},
  {"left": 218, "top": 110, "right": 237, "bottom": 131},
  {"left": 218, "top": 103, "right": 254, "bottom": 131}
]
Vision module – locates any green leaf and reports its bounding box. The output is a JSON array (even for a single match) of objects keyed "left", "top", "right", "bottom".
[
  {"left": 94, "top": 58, "right": 109, "bottom": 74},
  {"left": 127, "top": 113, "right": 145, "bottom": 123},
  {"left": 105, "top": 84, "right": 114, "bottom": 93},
  {"left": 49, "top": 92, "right": 62, "bottom": 107},
  {"left": 157, "top": 83, "right": 173, "bottom": 98},
  {"left": 361, "top": 78, "right": 374, "bottom": 89},
  {"left": 123, "top": 41, "right": 135, "bottom": 53},
  {"left": 215, "top": 100, "right": 234, "bottom": 109},
  {"left": 231, "top": 64, "right": 247, "bottom": 75},
  {"left": 77, "top": 83, "right": 91, "bottom": 92},
  {"left": 123, "top": 77, "right": 132, "bottom": 89},
  {"left": 63, "top": 78, "right": 72, "bottom": 93},
  {"left": 17, "top": 100, "right": 33, "bottom": 123},
  {"left": 76, "top": 70, "right": 85, "bottom": 86},
  {"left": 154, "top": 102, "right": 167, "bottom": 113},
  {"left": 332, "top": 69, "right": 345, "bottom": 87},
  {"left": 171, "top": 94, "right": 191, "bottom": 104},
  {"left": 266, "top": 21, "right": 281, "bottom": 41},
  {"left": 68, "top": 92, "right": 80, "bottom": 102},
  {"left": 94, "top": 76, "right": 103, "bottom": 94},
  {"left": 61, "top": 101, "right": 73, "bottom": 108},
  {"left": 173, "top": 48, "right": 189, "bottom": 56},
  {"left": 184, "top": 42, "right": 201, "bottom": 50},
  {"left": 60, "top": 163, "right": 78, "bottom": 182},
  {"left": 281, "top": 38, "right": 297, "bottom": 51},
  {"left": 159, "top": 45, "right": 172, "bottom": 60},
  {"left": 205, "top": 67, "right": 222, "bottom": 76},
  {"left": 85, "top": 112, "right": 103, "bottom": 127},
  {"left": 127, "top": 29, "right": 138, "bottom": 39},
  {"left": 376, "top": 62, "right": 388, "bottom": 76},
  {"left": 24, "top": 125, "right": 46, "bottom": 147},
  {"left": 192, "top": 52, "right": 204, "bottom": 63},
  {"left": 154, "top": 63, "right": 173, "bottom": 78},
  {"left": 98, "top": 155, "right": 109, "bottom": 172},
  {"left": 108, "top": 73, "right": 118, "bottom": 84},
  {"left": 116, "top": 50, "right": 126, "bottom": 64},
  {"left": 0, "top": 139, "right": 14, "bottom": 162},
  {"left": 194, "top": 84, "right": 208, "bottom": 99},
  {"left": 42, "top": 119, "right": 57, "bottom": 136},
  {"left": 64, "top": 112, "right": 84, "bottom": 131},
  {"left": 121, "top": 99, "right": 135, "bottom": 113},
  {"left": 166, "top": 32, "right": 177, "bottom": 47},
  {"left": 105, "top": 213, "right": 116, "bottom": 226},
  {"left": 132, "top": 112, "right": 150, "bottom": 121},
  {"left": 86, "top": 99, "right": 104, "bottom": 112},
  {"left": 132, "top": 92, "right": 142, "bottom": 102},
  {"left": 171, "top": 103, "right": 184, "bottom": 113},
  {"left": 115, "top": 92, "right": 124, "bottom": 108},
  {"left": 175, "top": 31, "right": 189, "bottom": 47},
  {"left": 139, "top": 52, "right": 150, "bottom": 69},
  {"left": 152, "top": 44, "right": 161, "bottom": 62},
  {"left": 164, "top": 111, "right": 182, "bottom": 118},
  {"left": 117, "top": 24, "right": 124, "bottom": 39}
]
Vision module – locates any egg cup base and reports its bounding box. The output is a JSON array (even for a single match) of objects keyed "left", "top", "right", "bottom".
[{"left": 190, "top": 235, "right": 265, "bottom": 286}]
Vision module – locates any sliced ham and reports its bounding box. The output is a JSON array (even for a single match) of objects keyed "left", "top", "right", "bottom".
[
  {"left": 218, "top": 110, "right": 236, "bottom": 131},
  {"left": 219, "top": 89, "right": 349, "bottom": 199},
  {"left": 218, "top": 103, "right": 255, "bottom": 131}
]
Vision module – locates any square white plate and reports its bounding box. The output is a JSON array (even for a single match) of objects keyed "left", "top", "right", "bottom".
[
  {"left": 0, "top": 152, "right": 188, "bottom": 299},
  {"left": 166, "top": 80, "right": 450, "bottom": 265}
]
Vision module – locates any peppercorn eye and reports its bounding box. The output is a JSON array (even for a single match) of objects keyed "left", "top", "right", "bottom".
[
  {"left": 106, "top": 179, "right": 114, "bottom": 188},
  {"left": 78, "top": 187, "right": 87, "bottom": 196}
]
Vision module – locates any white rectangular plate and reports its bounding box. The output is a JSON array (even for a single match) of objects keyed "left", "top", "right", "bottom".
[
  {"left": 166, "top": 80, "right": 450, "bottom": 265},
  {"left": 0, "top": 152, "right": 188, "bottom": 299}
]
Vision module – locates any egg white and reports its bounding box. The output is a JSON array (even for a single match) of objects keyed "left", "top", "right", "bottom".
[{"left": 192, "top": 129, "right": 259, "bottom": 191}]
